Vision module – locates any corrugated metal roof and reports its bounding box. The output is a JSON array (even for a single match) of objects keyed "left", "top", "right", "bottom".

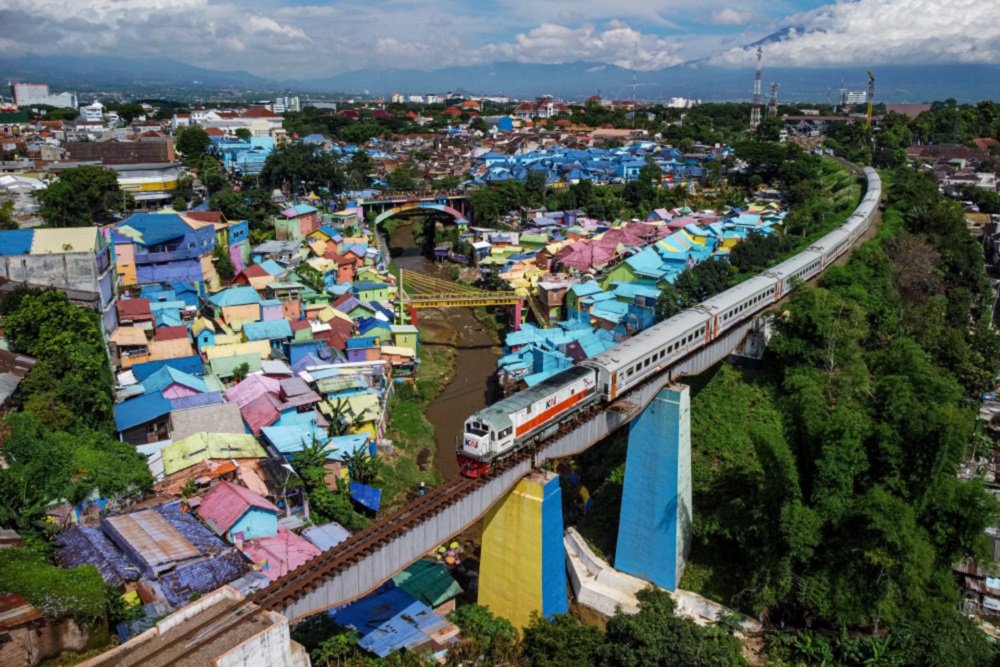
[
  {"left": 243, "top": 319, "right": 292, "bottom": 341},
  {"left": 114, "top": 391, "right": 172, "bottom": 432},
  {"left": 141, "top": 366, "right": 207, "bottom": 395},
  {"left": 131, "top": 356, "right": 205, "bottom": 382},
  {"left": 209, "top": 286, "right": 262, "bottom": 307},
  {"left": 196, "top": 480, "right": 280, "bottom": 534},
  {"left": 159, "top": 551, "right": 248, "bottom": 608},
  {"left": 210, "top": 353, "right": 263, "bottom": 379},
  {"left": 110, "top": 326, "right": 149, "bottom": 346},
  {"left": 392, "top": 560, "right": 463, "bottom": 608},
  {"left": 116, "top": 213, "right": 192, "bottom": 246},
  {"left": 169, "top": 391, "right": 224, "bottom": 411},
  {"left": 240, "top": 393, "right": 281, "bottom": 435},
  {"left": 103, "top": 510, "right": 200, "bottom": 575},
  {"left": 161, "top": 432, "right": 265, "bottom": 477},
  {"left": 169, "top": 402, "right": 246, "bottom": 442},
  {"left": 302, "top": 521, "right": 351, "bottom": 552}
]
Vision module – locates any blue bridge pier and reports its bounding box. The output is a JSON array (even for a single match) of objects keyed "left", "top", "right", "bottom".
[{"left": 614, "top": 384, "right": 692, "bottom": 591}]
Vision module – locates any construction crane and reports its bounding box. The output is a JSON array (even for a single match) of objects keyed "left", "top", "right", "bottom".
[
  {"left": 749, "top": 47, "right": 763, "bottom": 130},
  {"left": 866, "top": 70, "right": 876, "bottom": 127},
  {"left": 767, "top": 83, "right": 779, "bottom": 118}
]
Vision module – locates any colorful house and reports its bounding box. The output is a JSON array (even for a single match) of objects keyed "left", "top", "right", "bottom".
[
  {"left": 389, "top": 324, "right": 418, "bottom": 354},
  {"left": 208, "top": 286, "right": 262, "bottom": 325},
  {"left": 275, "top": 204, "right": 320, "bottom": 242},
  {"left": 111, "top": 213, "right": 218, "bottom": 291},
  {"left": 196, "top": 480, "right": 281, "bottom": 541}
]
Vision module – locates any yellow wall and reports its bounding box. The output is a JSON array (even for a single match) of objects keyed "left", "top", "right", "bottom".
[
  {"left": 119, "top": 180, "right": 179, "bottom": 192},
  {"left": 116, "top": 243, "right": 137, "bottom": 286},
  {"left": 478, "top": 474, "right": 547, "bottom": 631},
  {"left": 221, "top": 303, "right": 260, "bottom": 324}
]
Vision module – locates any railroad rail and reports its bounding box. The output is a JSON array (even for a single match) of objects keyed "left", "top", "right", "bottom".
[{"left": 134, "top": 160, "right": 878, "bottom": 665}]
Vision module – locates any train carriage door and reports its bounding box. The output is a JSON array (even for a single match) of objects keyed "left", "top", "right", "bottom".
[{"left": 610, "top": 372, "right": 618, "bottom": 400}]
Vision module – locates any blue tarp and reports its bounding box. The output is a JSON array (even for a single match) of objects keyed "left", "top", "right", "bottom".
[
  {"left": 350, "top": 482, "right": 382, "bottom": 512},
  {"left": 331, "top": 586, "right": 443, "bottom": 657}
]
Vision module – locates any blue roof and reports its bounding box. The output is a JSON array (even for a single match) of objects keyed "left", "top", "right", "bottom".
[
  {"left": 117, "top": 214, "right": 191, "bottom": 246},
  {"left": 262, "top": 422, "right": 328, "bottom": 455},
  {"left": 209, "top": 286, "right": 261, "bottom": 307},
  {"left": 352, "top": 281, "right": 388, "bottom": 292},
  {"left": 329, "top": 433, "right": 371, "bottom": 458},
  {"left": 130, "top": 356, "right": 205, "bottom": 381},
  {"left": 350, "top": 482, "right": 381, "bottom": 512},
  {"left": 0, "top": 230, "right": 34, "bottom": 256},
  {"left": 289, "top": 204, "right": 318, "bottom": 216},
  {"left": 257, "top": 259, "right": 286, "bottom": 277},
  {"left": 569, "top": 282, "right": 603, "bottom": 297},
  {"left": 114, "top": 391, "right": 173, "bottom": 432},
  {"left": 243, "top": 319, "right": 293, "bottom": 341},
  {"left": 141, "top": 366, "right": 208, "bottom": 394},
  {"left": 169, "top": 392, "right": 224, "bottom": 411},
  {"left": 331, "top": 586, "right": 441, "bottom": 657},
  {"left": 346, "top": 336, "right": 379, "bottom": 349}
]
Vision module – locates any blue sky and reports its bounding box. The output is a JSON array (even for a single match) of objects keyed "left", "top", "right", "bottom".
[{"left": 1, "top": 0, "right": 998, "bottom": 79}]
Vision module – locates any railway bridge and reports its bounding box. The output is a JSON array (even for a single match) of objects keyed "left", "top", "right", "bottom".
[{"left": 129, "top": 162, "right": 878, "bottom": 665}]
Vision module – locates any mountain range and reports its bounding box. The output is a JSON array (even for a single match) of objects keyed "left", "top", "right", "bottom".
[{"left": 1, "top": 54, "right": 997, "bottom": 104}]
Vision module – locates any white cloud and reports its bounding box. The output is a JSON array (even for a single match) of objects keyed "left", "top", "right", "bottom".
[
  {"left": 710, "top": 0, "right": 1000, "bottom": 66},
  {"left": 711, "top": 8, "right": 756, "bottom": 25},
  {"left": 480, "top": 22, "right": 684, "bottom": 70}
]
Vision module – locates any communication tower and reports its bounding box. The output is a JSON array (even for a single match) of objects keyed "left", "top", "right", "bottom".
[
  {"left": 866, "top": 70, "right": 876, "bottom": 127},
  {"left": 749, "top": 47, "right": 763, "bottom": 130},
  {"left": 767, "top": 83, "right": 779, "bottom": 117}
]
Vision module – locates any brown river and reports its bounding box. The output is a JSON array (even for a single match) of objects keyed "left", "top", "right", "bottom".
[{"left": 389, "top": 223, "right": 500, "bottom": 480}]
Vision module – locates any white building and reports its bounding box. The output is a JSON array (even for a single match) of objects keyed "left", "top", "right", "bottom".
[
  {"left": 390, "top": 92, "right": 405, "bottom": 104},
  {"left": 11, "top": 83, "right": 78, "bottom": 109},
  {"left": 667, "top": 97, "right": 700, "bottom": 109},
  {"left": 79, "top": 101, "right": 105, "bottom": 123},
  {"left": 408, "top": 94, "right": 425, "bottom": 104}
]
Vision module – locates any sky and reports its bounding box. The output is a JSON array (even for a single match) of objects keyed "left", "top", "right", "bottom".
[{"left": 1, "top": 0, "right": 998, "bottom": 80}]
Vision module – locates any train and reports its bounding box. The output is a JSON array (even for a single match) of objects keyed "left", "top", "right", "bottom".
[{"left": 457, "top": 167, "right": 882, "bottom": 478}]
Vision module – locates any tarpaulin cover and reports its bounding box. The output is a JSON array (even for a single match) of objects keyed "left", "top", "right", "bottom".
[{"left": 350, "top": 482, "right": 382, "bottom": 512}]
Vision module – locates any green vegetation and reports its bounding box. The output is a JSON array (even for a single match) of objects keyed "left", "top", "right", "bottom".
[
  {"left": 379, "top": 338, "right": 452, "bottom": 512},
  {"left": 175, "top": 125, "right": 212, "bottom": 165},
  {"left": 0, "top": 200, "right": 17, "bottom": 230},
  {"left": 666, "top": 165, "right": 1000, "bottom": 666},
  {"left": 259, "top": 142, "right": 345, "bottom": 196},
  {"left": 0, "top": 548, "right": 107, "bottom": 624},
  {"left": 36, "top": 165, "right": 132, "bottom": 227}
]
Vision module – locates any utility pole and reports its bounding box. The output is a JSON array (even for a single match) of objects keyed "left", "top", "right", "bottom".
[{"left": 749, "top": 47, "right": 763, "bottom": 130}]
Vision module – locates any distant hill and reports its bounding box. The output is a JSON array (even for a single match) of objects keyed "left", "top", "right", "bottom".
[
  {"left": 299, "top": 61, "right": 1000, "bottom": 104},
  {"left": 1, "top": 54, "right": 996, "bottom": 104},
  {"left": 0, "top": 55, "right": 273, "bottom": 91}
]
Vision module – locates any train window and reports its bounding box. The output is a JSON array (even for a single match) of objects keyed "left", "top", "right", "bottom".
[
  {"left": 571, "top": 388, "right": 576, "bottom": 395},
  {"left": 644, "top": 358, "right": 650, "bottom": 368}
]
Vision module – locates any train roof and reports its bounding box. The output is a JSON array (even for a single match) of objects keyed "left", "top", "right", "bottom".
[
  {"left": 470, "top": 365, "right": 595, "bottom": 431},
  {"left": 582, "top": 309, "right": 710, "bottom": 372},
  {"left": 698, "top": 274, "right": 776, "bottom": 314}
]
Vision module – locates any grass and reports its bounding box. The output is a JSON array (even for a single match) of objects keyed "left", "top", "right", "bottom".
[{"left": 378, "top": 335, "right": 455, "bottom": 513}]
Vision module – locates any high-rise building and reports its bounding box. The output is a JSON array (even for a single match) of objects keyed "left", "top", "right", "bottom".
[{"left": 11, "top": 83, "right": 78, "bottom": 109}]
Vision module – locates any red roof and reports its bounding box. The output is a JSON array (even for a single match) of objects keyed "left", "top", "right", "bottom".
[
  {"left": 196, "top": 480, "right": 280, "bottom": 534},
  {"left": 338, "top": 110, "right": 360, "bottom": 118},
  {"left": 204, "top": 127, "right": 225, "bottom": 136},
  {"left": 324, "top": 251, "right": 355, "bottom": 266},
  {"left": 372, "top": 110, "right": 392, "bottom": 119},
  {"left": 290, "top": 319, "right": 312, "bottom": 331},
  {"left": 118, "top": 298, "right": 153, "bottom": 319},
  {"left": 237, "top": 264, "right": 271, "bottom": 280},
  {"left": 242, "top": 108, "right": 281, "bottom": 119},
  {"left": 240, "top": 392, "right": 280, "bottom": 435},
  {"left": 153, "top": 326, "right": 189, "bottom": 342},
  {"left": 442, "top": 106, "right": 462, "bottom": 115}
]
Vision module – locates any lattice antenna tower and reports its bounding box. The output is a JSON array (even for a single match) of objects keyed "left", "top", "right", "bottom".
[
  {"left": 749, "top": 47, "right": 763, "bottom": 130},
  {"left": 768, "top": 83, "right": 779, "bottom": 117}
]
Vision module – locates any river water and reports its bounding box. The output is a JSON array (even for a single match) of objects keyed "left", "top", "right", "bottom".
[{"left": 390, "top": 223, "right": 500, "bottom": 480}]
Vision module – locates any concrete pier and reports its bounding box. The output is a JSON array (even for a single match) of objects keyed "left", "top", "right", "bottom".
[
  {"left": 478, "top": 470, "right": 568, "bottom": 630},
  {"left": 615, "top": 385, "right": 692, "bottom": 591}
]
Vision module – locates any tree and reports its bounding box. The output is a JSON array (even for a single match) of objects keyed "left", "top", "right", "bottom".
[
  {"left": 176, "top": 126, "right": 212, "bottom": 161},
  {"left": 387, "top": 161, "right": 417, "bottom": 190},
  {"left": 234, "top": 128, "right": 253, "bottom": 141},
  {"left": 525, "top": 170, "right": 548, "bottom": 205},
  {"left": 346, "top": 150, "right": 373, "bottom": 190},
  {"left": 116, "top": 103, "right": 146, "bottom": 125},
  {"left": 0, "top": 200, "right": 17, "bottom": 230},
  {"left": 36, "top": 165, "right": 129, "bottom": 227},
  {"left": 171, "top": 194, "right": 188, "bottom": 211},
  {"left": 596, "top": 588, "right": 746, "bottom": 667},
  {"left": 447, "top": 605, "right": 521, "bottom": 666},
  {"left": 260, "top": 143, "right": 344, "bottom": 195},
  {"left": 346, "top": 448, "right": 380, "bottom": 486},
  {"left": 522, "top": 613, "right": 605, "bottom": 667},
  {"left": 212, "top": 244, "right": 236, "bottom": 282}
]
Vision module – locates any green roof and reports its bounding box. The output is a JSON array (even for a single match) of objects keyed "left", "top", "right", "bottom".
[
  {"left": 391, "top": 560, "right": 463, "bottom": 608},
  {"left": 209, "top": 353, "right": 263, "bottom": 379},
  {"left": 161, "top": 432, "right": 267, "bottom": 476}
]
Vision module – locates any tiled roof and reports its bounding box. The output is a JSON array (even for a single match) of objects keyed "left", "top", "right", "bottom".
[
  {"left": 196, "top": 480, "right": 280, "bottom": 534},
  {"left": 169, "top": 401, "right": 246, "bottom": 442}
]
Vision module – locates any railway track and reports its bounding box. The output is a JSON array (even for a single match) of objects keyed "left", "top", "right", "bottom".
[{"left": 112, "top": 158, "right": 877, "bottom": 666}]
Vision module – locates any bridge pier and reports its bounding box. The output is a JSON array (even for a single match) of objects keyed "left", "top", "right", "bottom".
[
  {"left": 614, "top": 385, "right": 692, "bottom": 591},
  {"left": 478, "top": 470, "right": 567, "bottom": 630}
]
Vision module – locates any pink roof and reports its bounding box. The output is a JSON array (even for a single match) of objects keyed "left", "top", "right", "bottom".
[
  {"left": 226, "top": 374, "right": 281, "bottom": 408},
  {"left": 242, "top": 528, "right": 321, "bottom": 581},
  {"left": 239, "top": 392, "right": 281, "bottom": 435},
  {"left": 196, "top": 480, "right": 279, "bottom": 534}
]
